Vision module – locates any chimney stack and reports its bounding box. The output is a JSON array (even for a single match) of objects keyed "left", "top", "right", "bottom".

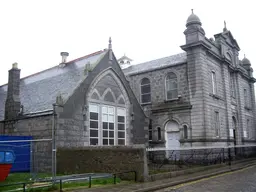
[
  {"left": 5, "top": 63, "right": 21, "bottom": 120},
  {"left": 60, "top": 52, "right": 69, "bottom": 63}
]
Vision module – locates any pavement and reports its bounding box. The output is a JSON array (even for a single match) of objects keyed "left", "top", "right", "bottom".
[
  {"left": 72, "top": 159, "right": 256, "bottom": 192},
  {"left": 155, "top": 164, "right": 256, "bottom": 192}
]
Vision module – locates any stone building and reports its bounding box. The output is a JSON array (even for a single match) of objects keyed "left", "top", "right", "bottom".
[
  {"left": 123, "top": 11, "right": 256, "bottom": 149},
  {"left": 0, "top": 39, "right": 148, "bottom": 148},
  {"left": 0, "top": 11, "right": 256, "bottom": 151}
]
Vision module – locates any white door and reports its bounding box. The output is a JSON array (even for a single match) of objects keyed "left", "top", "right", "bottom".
[{"left": 166, "top": 132, "right": 180, "bottom": 160}]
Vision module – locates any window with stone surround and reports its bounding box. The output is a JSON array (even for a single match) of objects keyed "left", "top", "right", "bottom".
[
  {"left": 230, "top": 74, "right": 236, "bottom": 98},
  {"left": 89, "top": 103, "right": 126, "bottom": 146},
  {"left": 244, "top": 89, "right": 248, "bottom": 108},
  {"left": 140, "top": 78, "right": 151, "bottom": 104},
  {"left": 89, "top": 104, "right": 99, "bottom": 145},
  {"left": 214, "top": 111, "right": 220, "bottom": 137},
  {"left": 183, "top": 125, "right": 188, "bottom": 139},
  {"left": 211, "top": 71, "right": 217, "bottom": 94},
  {"left": 148, "top": 119, "right": 152, "bottom": 141},
  {"left": 165, "top": 72, "right": 178, "bottom": 100},
  {"left": 245, "top": 119, "right": 250, "bottom": 138},
  {"left": 157, "top": 127, "right": 161, "bottom": 141}
]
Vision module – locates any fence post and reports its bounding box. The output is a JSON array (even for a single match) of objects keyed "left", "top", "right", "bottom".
[
  {"left": 59, "top": 179, "right": 62, "bottom": 192},
  {"left": 134, "top": 171, "right": 137, "bottom": 182},
  {"left": 23, "top": 183, "right": 26, "bottom": 192},
  {"left": 89, "top": 176, "right": 92, "bottom": 188},
  {"left": 113, "top": 174, "right": 117, "bottom": 184}
]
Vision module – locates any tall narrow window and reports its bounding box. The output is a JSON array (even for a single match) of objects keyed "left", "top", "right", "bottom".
[
  {"left": 166, "top": 72, "right": 178, "bottom": 100},
  {"left": 245, "top": 119, "right": 250, "bottom": 138},
  {"left": 89, "top": 104, "right": 99, "bottom": 145},
  {"left": 211, "top": 71, "right": 217, "bottom": 94},
  {"left": 102, "top": 106, "right": 115, "bottom": 145},
  {"left": 244, "top": 89, "right": 248, "bottom": 107},
  {"left": 141, "top": 78, "right": 151, "bottom": 103},
  {"left": 214, "top": 111, "right": 220, "bottom": 137},
  {"left": 157, "top": 127, "right": 161, "bottom": 141},
  {"left": 149, "top": 119, "right": 152, "bottom": 141},
  {"left": 183, "top": 125, "right": 188, "bottom": 139},
  {"left": 117, "top": 108, "right": 126, "bottom": 145},
  {"left": 230, "top": 74, "right": 236, "bottom": 98}
]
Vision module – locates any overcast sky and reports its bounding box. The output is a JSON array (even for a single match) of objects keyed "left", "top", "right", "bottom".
[{"left": 0, "top": 0, "right": 255, "bottom": 85}]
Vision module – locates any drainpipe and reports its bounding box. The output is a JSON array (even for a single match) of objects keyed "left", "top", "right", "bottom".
[{"left": 52, "top": 104, "right": 57, "bottom": 182}]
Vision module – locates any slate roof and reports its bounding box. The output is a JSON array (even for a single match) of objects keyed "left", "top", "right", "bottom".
[
  {"left": 0, "top": 50, "right": 107, "bottom": 121},
  {"left": 123, "top": 52, "right": 187, "bottom": 75}
]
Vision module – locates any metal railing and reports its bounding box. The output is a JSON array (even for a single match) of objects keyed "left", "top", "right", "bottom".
[
  {"left": 147, "top": 145, "right": 256, "bottom": 172},
  {"left": 0, "top": 171, "right": 137, "bottom": 192}
]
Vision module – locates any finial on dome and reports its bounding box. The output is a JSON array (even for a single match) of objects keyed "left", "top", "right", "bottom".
[
  {"left": 108, "top": 37, "right": 112, "bottom": 50},
  {"left": 244, "top": 54, "right": 246, "bottom": 58},
  {"left": 186, "top": 9, "right": 201, "bottom": 27}
]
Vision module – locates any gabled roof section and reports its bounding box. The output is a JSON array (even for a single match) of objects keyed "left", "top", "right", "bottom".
[
  {"left": 123, "top": 52, "right": 187, "bottom": 76},
  {"left": 214, "top": 30, "right": 240, "bottom": 51},
  {"left": 0, "top": 50, "right": 107, "bottom": 121}
]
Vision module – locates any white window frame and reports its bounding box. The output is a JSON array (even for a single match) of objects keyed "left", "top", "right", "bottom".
[
  {"left": 89, "top": 103, "right": 126, "bottom": 146},
  {"left": 102, "top": 105, "right": 115, "bottom": 146},
  {"left": 117, "top": 108, "right": 126, "bottom": 145},
  {"left": 165, "top": 72, "right": 178, "bottom": 100},
  {"left": 89, "top": 103, "right": 99, "bottom": 145}
]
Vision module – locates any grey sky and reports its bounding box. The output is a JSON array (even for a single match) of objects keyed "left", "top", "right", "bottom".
[{"left": 0, "top": 0, "right": 255, "bottom": 85}]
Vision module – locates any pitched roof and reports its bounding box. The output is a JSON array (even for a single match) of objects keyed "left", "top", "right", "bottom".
[
  {"left": 123, "top": 52, "right": 187, "bottom": 75},
  {"left": 0, "top": 50, "right": 107, "bottom": 121}
]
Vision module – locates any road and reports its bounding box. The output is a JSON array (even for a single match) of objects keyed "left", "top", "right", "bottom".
[{"left": 155, "top": 165, "right": 256, "bottom": 192}]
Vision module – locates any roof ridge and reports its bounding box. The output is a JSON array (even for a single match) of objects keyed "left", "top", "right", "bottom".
[
  {"left": 134, "top": 52, "right": 186, "bottom": 66},
  {"left": 0, "top": 49, "right": 106, "bottom": 88}
]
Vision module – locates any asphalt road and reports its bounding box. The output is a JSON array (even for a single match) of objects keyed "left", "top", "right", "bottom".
[{"left": 155, "top": 165, "right": 256, "bottom": 192}]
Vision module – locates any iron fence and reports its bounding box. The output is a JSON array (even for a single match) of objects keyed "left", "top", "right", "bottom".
[{"left": 147, "top": 145, "right": 256, "bottom": 172}]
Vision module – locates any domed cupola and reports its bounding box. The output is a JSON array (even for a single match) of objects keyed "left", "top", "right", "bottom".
[
  {"left": 186, "top": 9, "right": 202, "bottom": 27},
  {"left": 242, "top": 55, "right": 253, "bottom": 76},
  {"left": 242, "top": 55, "right": 251, "bottom": 67},
  {"left": 182, "top": 9, "right": 205, "bottom": 45}
]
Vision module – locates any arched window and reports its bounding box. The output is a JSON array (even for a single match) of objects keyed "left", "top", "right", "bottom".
[
  {"left": 157, "top": 127, "right": 161, "bottom": 141},
  {"left": 165, "top": 72, "right": 178, "bottom": 100},
  {"left": 183, "top": 125, "right": 188, "bottom": 139},
  {"left": 141, "top": 78, "right": 151, "bottom": 104}
]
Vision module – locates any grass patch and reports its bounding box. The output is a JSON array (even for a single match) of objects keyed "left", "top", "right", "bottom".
[{"left": 0, "top": 173, "right": 123, "bottom": 192}]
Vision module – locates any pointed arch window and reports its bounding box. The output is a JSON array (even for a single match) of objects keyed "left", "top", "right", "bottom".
[
  {"left": 166, "top": 72, "right": 178, "bottom": 100},
  {"left": 141, "top": 78, "right": 151, "bottom": 104}
]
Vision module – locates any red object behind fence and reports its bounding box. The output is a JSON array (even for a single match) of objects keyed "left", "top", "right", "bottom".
[{"left": 0, "top": 164, "right": 12, "bottom": 182}]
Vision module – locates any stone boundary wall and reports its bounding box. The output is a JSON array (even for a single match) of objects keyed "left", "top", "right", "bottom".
[{"left": 57, "top": 145, "right": 148, "bottom": 181}]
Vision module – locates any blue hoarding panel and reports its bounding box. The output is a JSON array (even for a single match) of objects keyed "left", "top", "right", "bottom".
[{"left": 0, "top": 135, "right": 32, "bottom": 172}]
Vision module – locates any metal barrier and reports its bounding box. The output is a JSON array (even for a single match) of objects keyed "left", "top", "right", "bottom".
[{"left": 0, "top": 170, "right": 137, "bottom": 192}]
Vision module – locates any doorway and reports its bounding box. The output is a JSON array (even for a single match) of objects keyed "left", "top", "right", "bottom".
[{"left": 165, "top": 121, "right": 180, "bottom": 160}]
